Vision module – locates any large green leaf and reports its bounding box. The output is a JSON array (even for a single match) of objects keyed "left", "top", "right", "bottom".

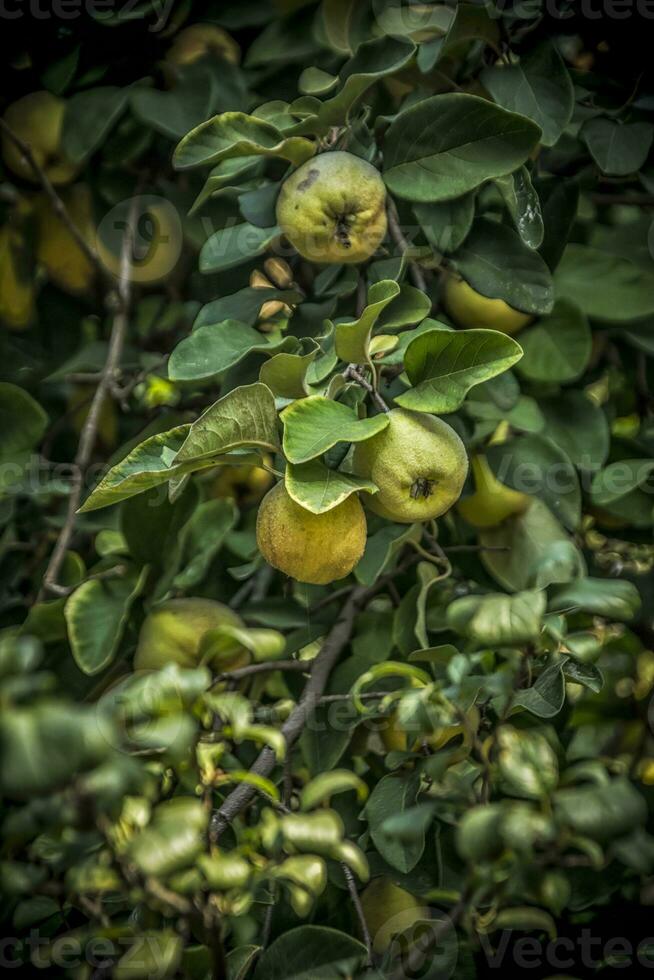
[
  {"left": 65, "top": 567, "right": 148, "bottom": 675},
  {"left": 291, "top": 35, "right": 415, "bottom": 133},
  {"left": 450, "top": 218, "right": 554, "bottom": 315},
  {"left": 554, "top": 244, "right": 654, "bottom": 322},
  {"left": 539, "top": 391, "right": 609, "bottom": 472},
  {"left": 511, "top": 658, "right": 567, "bottom": 718},
  {"left": 281, "top": 396, "right": 389, "bottom": 464},
  {"left": 383, "top": 93, "right": 541, "bottom": 202},
  {"left": 253, "top": 926, "right": 366, "bottom": 980},
  {"left": 548, "top": 578, "right": 641, "bottom": 622},
  {"left": 174, "top": 384, "right": 280, "bottom": 464},
  {"left": 285, "top": 460, "right": 377, "bottom": 514},
  {"left": 447, "top": 589, "right": 546, "bottom": 646},
  {"left": 481, "top": 42, "right": 573, "bottom": 147},
  {"left": 195, "top": 285, "right": 302, "bottom": 329},
  {"left": 168, "top": 320, "right": 297, "bottom": 381},
  {"left": 554, "top": 779, "right": 647, "bottom": 842},
  {"left": 173, "top": 499, "right": 238, "bottom": 589},
  {"left": 62, "top": 86, "right": 128, "bottom": 163},
  {"left": 516, "top": 300, "right": 591, "bottom": 383},
  {"left": 79, "top": 425, "right": 203, "bottom": 513},
  {"left": 173, "top": 111, "right": 315, "bottom": 170},
  {"left": 396, "top": 327, "right": 523, "bottom": 413},
  {"left": 582, "top": 118, "right": 653, "bottom": 177},
  {"left": 199, "top": 224, "right": 280, "bottom": 273},
  {"left": 480, "top": 498, "right": 585, "bottom": 593}
]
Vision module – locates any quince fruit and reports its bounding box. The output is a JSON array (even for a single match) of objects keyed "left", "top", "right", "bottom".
[
  {"left": 457, "top": 454, "right": 530, "bottom": 528},
  {"left": 276, "top": 150, "right": 387, "bottom": 264},
  {"left": 360, "top": 878, "right": 424, "bottom": 954},
  {"left": 0, "top": 218, "right": 34, "bottom": 330},
  {"left": 209, "top": 456, "right": 274, "bottom": 506},
  {"left": 134, "top": 597, "right": 244, "bottom": 671},
  {"left": 256, "top": 482, "right": 366, "bottom": 584},
  {"left": 352, "top": 408, "right": 468, "bottom": 523},
  {"left": 2, "top": 91, "right": 78, "bottom": 186},
  {"left": 443, "top": 272, "right": 532, "bottom": 334},
  {"left": 35, "top": 184, "right": 95, "bottom": 295}
]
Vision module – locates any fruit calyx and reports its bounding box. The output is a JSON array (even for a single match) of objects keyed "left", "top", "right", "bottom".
[{"left": 410, "top": 477, "right": 436, "bottom": 500}]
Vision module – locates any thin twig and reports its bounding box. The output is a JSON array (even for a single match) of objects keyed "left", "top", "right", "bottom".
[
  {"left": 216, "top": 660, "right": 310, "bottom": 683},
  {"left": 210, "top": 586, "right": 369, "bottom": 841},
  {"left": 38, "top": 191, "right": 141, "bottom": 600},
  {"left": 387, "top": 197, "right": 427, "bottom": 292},
  {"left": 342, "top": 863, "right": 373, "bottom": 966},
  {"left": 344, "top": 363, "right": 390, "bottom": 414},
  {"left": 0, "top": 117, "right": 112, "bottom": 289}
]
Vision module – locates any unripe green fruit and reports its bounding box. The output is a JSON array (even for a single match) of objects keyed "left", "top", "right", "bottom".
[
  {"left": 256, "top": 482, "right": 367, "bottom": 584},
  {"left": 360, "top": 877, "right": 424, "bottom": 954},
  {"left": 352, "top": 408, "right": 468, "bottom": 523},
  {"left": 134, "top": 598, "right": 243, "bottom": 671},
  {"left": 276, "top": 151, "right": 387, "bottom": 264}
]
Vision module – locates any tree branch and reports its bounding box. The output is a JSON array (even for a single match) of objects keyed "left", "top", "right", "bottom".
[
  {"left": 210, "top": 586, "right": 369, "bottom": 841},
  {"left": 387, "top": 197, "right": 427, "bottom": 292},
  {"left": 216, "top": 660, "right": 310, "bottom": 684},
  {"left": 38, "top": 191, "right": 141, "bottom": 600},
  {"left": 343, "top": 363, "right": 390, "bottom": 414}
]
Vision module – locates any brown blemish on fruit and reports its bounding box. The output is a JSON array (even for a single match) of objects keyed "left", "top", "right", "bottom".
[{"left": 297, "top": 168, "right": 319, "bottom": 192}]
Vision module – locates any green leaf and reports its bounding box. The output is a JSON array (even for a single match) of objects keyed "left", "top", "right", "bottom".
[
  {"left": 259, "top": 346, "right": 318, "bottom": 399},
  {"left": 548, "top": 578, "right": 641, "bottom": 622},
  {"left": 300, "top": 770, "right": 368, "bottom": 810},
  {"left": 540, "top": 392, "right": 609, "bottom": 472},
  {"left": 0, "top": 382, "right": 47, "bottom": 459},
  {"left": 480, "top": 498, "right": 584, "bottom": 592},
  {"left": 199, "top": 224, "right": 280, "bottom": 273},
  {"left": 487, "top": 434, "right": 580, "bottom": 530},
  {"left": 497, "top": 726, "right": 559, "bottom": 798},
  {"left": 582, "top": 118, "right": 653, "bottom": 177},
  {"left": 481, "top": 42, "right": 573, "bottom": 147},
  {"left": 511, "top": 658, "right": 567, "bottom": 718},
  {"left": 396, "top": 327, "right": 523, "bottom": 413},
  {"left": 174, "top": 384, "right": 280, "bottom": 464},
  {"left": 383, "top": 93, "right": 541, "bottom": 202},
  {"left": 516, "top": 300, "right": 591, "bottom": 383},
  {"left": 554, "top": 778, "right": 647, "bottom": 843},
  {"left": 252, "top": 926, "right": 366, "bottom": 980},
  {"left": 168, "top": 320, "right": 297, "bottom": 381},
  {"left": 290, "top": 36, "right": 415, "bottom": 133},
  {"left": 281, "top": 396, "right": 389, "bottom": 464},
  {"left": 376, "top": 283, "right": 433, "bottom": 331},
  {"left": 64, "top": 567, "right": 147, "bottom": 675},
  {"left": 494, "top": 166, "right": 544, "bottom": 249},
  {"left": 128, "top": 798, "right": 207, "bottom": 877},
  {"left": 334, "top": 279, "right": 400, "bottom": 369},
  {"left": 355, "top": 523, "right": 421, "bottom": 586},
  {"left": 447, "top": 589, "right": 546, "bottom": 646},
  {"left": 451, "top": 218, "right": 554, "bottom": 315},
  {"left": 173, "top": 111, "right": 315, "bottom": 170},
  {"left": 285, "top": 460, "right": 377, "bottom": 514},
  {"left": 365, "top": 773, "right": 424, "bottom": 872},
  {"left": 62, "top": 86, "right": 128, "bottom": 163},
  {"left": 79, "top": 425, "right": 203, "bottom": 513},
  {"left": 195, "top": 286, "right": 301, "bottom": 330},
  {"left": 554, "top": 244, "right": 654, "bottom": 322},
  {"left": 414, "top": 194, "right": 475, "bottom": 254},
  {"left": 173, "top": 499, "right": 238, "bottom": 589}
]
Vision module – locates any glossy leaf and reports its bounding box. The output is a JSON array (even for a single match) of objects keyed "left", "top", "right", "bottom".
[
  {"left": 383, "top": 94, "right": 541, "bottom": 202},
  {"left": 281, "top": 395, "right": 389, "bottom": 464},
  {"left": 285, "top": 460, "right": 377, "bottom": 514}
]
